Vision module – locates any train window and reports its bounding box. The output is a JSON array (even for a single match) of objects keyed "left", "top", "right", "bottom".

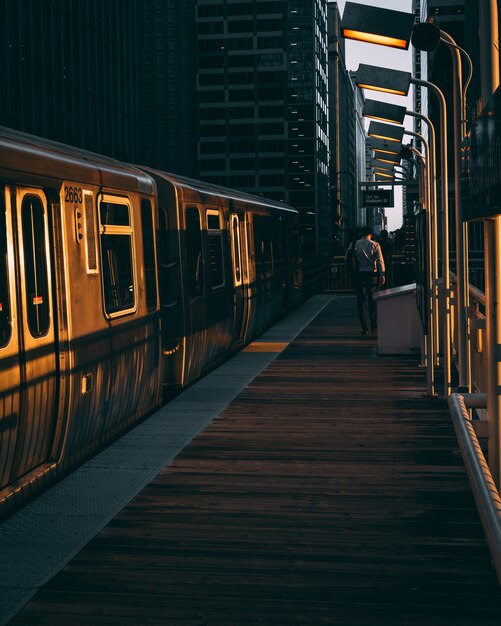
[
  {"left": 99, "top": 197, "right": 135, "bottom": 315},
  {"left": 206, "top": 209, "right": 225, "bottom": 289},
  {"left": 253, "top": 215, "right": 273, "bottom": 279},
  {"left": 186, "top": 207, "right": 204, "bottom": 298},
  {"left": 141, "top": 199, "right": 157, "bottom": 311},
  {"left": 21, "top": 195, "right": 50, "bottom": 337},
  {"left": 230, "top": 214, "right": 242, "bottom": 286},
  {"left": 0, "top": 192, "right": 11, "bottom": 346}
]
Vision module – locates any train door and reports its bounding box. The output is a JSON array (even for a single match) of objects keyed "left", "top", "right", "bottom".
[
  {"left": 230, "top": 213, "right": 248, "bottom": 344},
  {"left": 0, "top": 186, "right": 21, "bottom": 489},
  {"left": 7, "top": 188, "right": 59, "bottom": 483}
]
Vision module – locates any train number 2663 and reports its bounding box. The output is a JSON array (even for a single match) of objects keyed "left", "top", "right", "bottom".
[{"left": 65, "top": 186, "right": 83, "bottom": 204}]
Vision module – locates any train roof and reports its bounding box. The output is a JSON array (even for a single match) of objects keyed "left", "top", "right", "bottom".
[
  {"left": 0, "top": 126, "right": 154, "bottom": 194},
  {"left": 143, "top": 168, "right": 299, "bottom": 216}
]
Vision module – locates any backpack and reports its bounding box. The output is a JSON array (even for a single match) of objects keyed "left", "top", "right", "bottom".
[{"left": 345, "top": 243, "right": 358, "bottom": 274}]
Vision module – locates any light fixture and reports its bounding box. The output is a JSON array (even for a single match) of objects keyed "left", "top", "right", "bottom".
[
  {"left": 373, "top": 169, "right": 395, "bottom": 179},
  {"left": 411, "top": 19, "right": 441, "bottom": 52},
  {"left": 371, "top": 158, "right": 395, "bottom": 171},
  {"left": 341, "top": 2, "right": 415, "bottom": 50},
  {"left": 356, "top": 64, "right": 411, "bottom": 96},
  {"left": 363, "top": 99, "right": 407, "bottom": 125},
  {"left": 368, "top": 120, "right": 405, "bottom": 143},
  {"left": 371, "top": 137, "right": 401, "bottom": 156},
  {"left": 373, "top": 153, "right": 400, "bottom": 164}
]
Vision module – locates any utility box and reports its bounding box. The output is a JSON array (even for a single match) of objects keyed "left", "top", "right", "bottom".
[{"left": 374, "top": 283, "right": 422, "bottom": 355}]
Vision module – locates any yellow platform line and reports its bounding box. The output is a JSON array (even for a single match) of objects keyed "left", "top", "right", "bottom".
[{"left": 242, "top": 342, "right": 288, "bottom": 353}]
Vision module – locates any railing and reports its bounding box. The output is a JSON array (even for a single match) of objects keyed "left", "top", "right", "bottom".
[
  {"left": 448, "top": 392, "right": 501, "bottom": 586},
  {"left": 448, "top": 277, "right": 487, "bottom": 395},
  {"left": 447, "top": 280, "right": 501, "bottom": 585},
  {"left": 324, "top": 258, "right": 353, "bottom": 293},
  {"left": 324, "top": 255, "right": 415, "bottom": 293}
]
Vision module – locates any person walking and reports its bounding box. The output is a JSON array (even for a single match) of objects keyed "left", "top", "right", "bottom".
[{"left": 345, "top": 226, "right": 385, "bottom": 335}]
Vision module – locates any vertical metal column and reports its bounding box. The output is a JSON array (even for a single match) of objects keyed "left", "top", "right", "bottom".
[
  {"left": 412, "top": 78, "right": 451, "bottom": 397},
  {"left": 480, "top": 0, "right": 500, "bottom": 487},
  {"left": 440, "top": 32, "right": 471, "bottom": 392}
]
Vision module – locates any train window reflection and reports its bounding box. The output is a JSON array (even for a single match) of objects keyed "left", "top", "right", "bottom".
[
  {"left": 21, "top": 195, "right": 50, "bottom": 337},
  {"left": 253, "top": 214, "right": 273, "bottom": 279},
  {"left": 141, "top": 200, "right": 157, "bottom": 311},
  {"left": 230, "top": 214, "right": 242, "bottom": 286},
  {"left": 207, "top": 209, "right": 225, "bottom": 290},
  {"left": 99, "top": 198, "right": 135, "bottom": 315},
  {"left": 100, "top": 201, "right": 130, "bottom": 226},
  {"left": 0, "top": 192, "right": 11, "bottom": 346},
  {"left": 186, "top": 207, "right": 204, "bottom": 298}
]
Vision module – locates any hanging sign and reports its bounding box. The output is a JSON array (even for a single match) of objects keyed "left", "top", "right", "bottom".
[{"left": 362, "top": 189, "right": 394, "bottom": 208}]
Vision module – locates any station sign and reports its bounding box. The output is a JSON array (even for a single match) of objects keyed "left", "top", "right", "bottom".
[
  {"left": 463, "top": 86, "right": 501, "bottom": 220},
  {"left": 361, "top": 189, "right": 394, "bottom": 208}
]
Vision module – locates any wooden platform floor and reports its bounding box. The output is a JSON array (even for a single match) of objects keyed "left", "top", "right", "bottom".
[{"left": 10, "top": 297, "right": 501, "bottom": 625}]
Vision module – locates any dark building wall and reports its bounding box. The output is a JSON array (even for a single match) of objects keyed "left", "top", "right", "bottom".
[
  {"left": 136, "top": 0, "right": 198, "bottom": 176},
  {"left": 0, "top": 0, "right": 139, "bottom": 161}
]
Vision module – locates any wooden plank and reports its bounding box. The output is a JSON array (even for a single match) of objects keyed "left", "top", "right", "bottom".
[{"left": 10, "top": 298, "right": 501, "bottom": 625}]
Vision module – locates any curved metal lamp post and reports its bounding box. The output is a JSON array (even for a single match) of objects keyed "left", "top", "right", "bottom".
[
  {"left": 356, "top": 64, "right": 452, "bottom": 397},
  {"left": 412, "top": 19, "right": 473, "bottom": 393},
  {"left": 364, "top": 98, "right": 441, "bottom": 383}
]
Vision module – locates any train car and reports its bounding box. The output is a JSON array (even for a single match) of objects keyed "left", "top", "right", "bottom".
[
  {"left": 0, "top": 127, "right": 302, "bottom": 519},
  {"left": 0, "top": 127, "right": 163, "bottom": 515},
  {"left": 144, "top": 169, "right": 303, "bottom": 393}
]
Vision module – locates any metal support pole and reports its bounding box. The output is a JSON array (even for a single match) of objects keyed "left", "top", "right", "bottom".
[
  {"left": 406, "top": 136, "right": 435, "bottom": 396},
  {"left": 485, "top": 219, "right": 501, "bottom": 488},
  {"left": 440, "top": 31, "right": 471, "bottom": 392},
  {"left": 407, "top": 111, "right": 439, "bottom": 370},
  {"left": 408, "top": 113, "right": 438, "bottom": 349},
  {"left": 480, "top": 0, "right": 501, "bottom": 488},
  {"left": 406, "top": 137, "right": 436, "bottom": 396},
  {"left": 412, "top": 77, "right": 451, "bottom": 397}
]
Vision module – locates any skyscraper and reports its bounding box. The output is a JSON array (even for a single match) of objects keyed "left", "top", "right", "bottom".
[{"left": 196, "top": 0, "right": 330, "bottom": 256}]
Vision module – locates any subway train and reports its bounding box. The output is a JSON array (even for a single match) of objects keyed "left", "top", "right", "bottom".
[{"left": 0, "top": 127, "right": 302, "bottom": 518}]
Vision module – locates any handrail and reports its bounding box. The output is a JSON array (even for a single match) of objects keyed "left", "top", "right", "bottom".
[
  {"left": 469, "top": 283, "right": 485, "bottom": 307},
  {"left": 448, "top": 393, "right": 501, "bottom": 585}
]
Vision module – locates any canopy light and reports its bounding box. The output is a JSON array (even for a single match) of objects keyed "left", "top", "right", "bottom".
[
  {"left": 356, "top": 64, "right": 411, "bottom": 97},
  {"left": 371, "top": 158, "right": 395, "bottom": 171},
  {"left": 373, "top": 170, "right": 395, "bottom": 179},
  {"left": 411, "top": 19, "right": 441, "bottom": 52},
  {"left": 363, "top": 99, "right": 407, "bottom": 125},
  {"left": 341, "top": 2, "right": 415, "bottom": 50},
  {"left": 368, "top": 120, "right": 405, "bottom": 143},
  {"left": 371, "top": 137, "right": 402, "bottom": 156},
  {"left": 373, "top": 153, "right": 400, "bottom": 165}
]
